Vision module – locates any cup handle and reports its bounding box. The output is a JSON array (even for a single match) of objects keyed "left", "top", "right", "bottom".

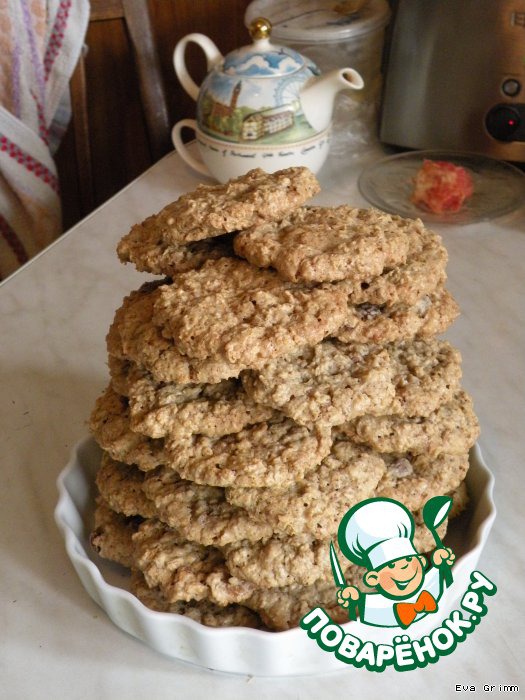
[
  {"left": 171, "top": 120, "right": 210, "bottom": 177},
  {"left": 173, "top": 34, "right": 223, "bottom": 101}
]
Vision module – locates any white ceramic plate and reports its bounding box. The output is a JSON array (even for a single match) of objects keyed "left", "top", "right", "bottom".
[
  {"left": 55, "top": 437, "right": 496, "bottom": 676},
  {"left": 358, "top": 150, "right": 525, "bottom": 224}
]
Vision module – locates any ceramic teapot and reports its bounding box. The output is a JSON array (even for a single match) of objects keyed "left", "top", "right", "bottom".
[{"left": 172, "top": 17, "right": 364, "bottom": 181}]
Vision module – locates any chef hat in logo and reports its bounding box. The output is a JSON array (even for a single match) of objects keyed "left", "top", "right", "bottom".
[{"left": 338, "top": 497, "right": 418, "bottom": 571}]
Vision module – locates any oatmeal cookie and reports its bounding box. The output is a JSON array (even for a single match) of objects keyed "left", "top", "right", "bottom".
[
  {"left": 242, "top": 338, "right": 461, "bottom": 428},
  {"left": 233, "top": 205, "right": 413, "bottom": 283},
  {"left": 107, "top": 283, "right": 247, "bottom": 385},
  {"left": 89, "top": 386, "right": 167, "bottom": 470},
  {"left": 222, "top": 519, "right": 446, "bottom": 589},
  {"left": 109, "top": 356, "right": 273, "bottom": 439},
  {"left": 108, "top": 261, "right": 348, "bottom": 384},
  {"left": 245, "top": 580, "right": 355, "bottom": 631},
  {"left": 132, "top": 519, "right": 255, "bottom": 606},
  {"left": 334, "top": 287, "right": 459, "bottom": 345},
  {"left": 226, "top": 438, "right": 386, "bottom": 538},
  {"left": 387, "top": 339, "right": 462, "bottom": 417},
  {"left": 130, "top": 570, "right": 261, "bottom": 627},
  {"left": 90, "top": 500, "right": 140, "bottom": 568},
  {"left": 449, "top": 479, "right": 469, "bottom": 518},
  {"left": 241, "top": 342, "right": 396, "bottom": 428},
  {"left": 96, "top": 453, "right": 156, "bottom": 518},
  {"left": 142, "top": 467, "right": 273, "bottom": 545},
  {"left": 107, "top": 355, "right": 140, "bottom": 397},
  {"left": 117, "top": 228, "right": 235, "bottom": 277},
  {"left": 119, "top": 167, "right": 320, "bottom": 248},
  {"left": 164, "top": 416, "right": 332, "bottom": 487},
  {"left": 376, "top": 451, "right": 470, "bottom": 511},
  {"left": 342, "top": 391, "right": 479, "bottom": 455},
  {"left": 152, "top": 258, "right": 348, "bottom": 367},
  {"left": 348, "top": 225, "right": 448, "bottom": 306}
]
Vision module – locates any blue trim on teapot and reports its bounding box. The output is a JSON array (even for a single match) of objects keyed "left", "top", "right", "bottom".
[{"left": 222, "top": 44, "right": 307, "bottom": 77}]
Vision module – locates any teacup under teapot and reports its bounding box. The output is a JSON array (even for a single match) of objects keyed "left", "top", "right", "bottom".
[{"left": 172, "top": 18, "right": 364, "bottom": 182}]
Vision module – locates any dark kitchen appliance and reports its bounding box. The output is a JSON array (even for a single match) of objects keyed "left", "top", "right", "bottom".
[{"left": 379, "top": 0, "right": 525, "bottom": 161}]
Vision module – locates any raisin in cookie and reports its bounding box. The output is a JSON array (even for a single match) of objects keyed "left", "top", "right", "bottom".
[{"left": 334, "top": 287, "right": 459, "bottom": 345}]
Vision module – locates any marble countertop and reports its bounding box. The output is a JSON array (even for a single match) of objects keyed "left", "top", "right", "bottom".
[{"left": 2, "top": 149, "right": 524, "bottom": 699}]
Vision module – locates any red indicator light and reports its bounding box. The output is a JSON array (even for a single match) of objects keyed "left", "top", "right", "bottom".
[{"left": 508, "top": 119, "right": 516, "bottom": 126}]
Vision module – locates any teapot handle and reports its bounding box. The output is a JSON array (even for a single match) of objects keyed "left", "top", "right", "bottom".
[{"left": 173, "top": 33, "right": 223, "bottom": 101}]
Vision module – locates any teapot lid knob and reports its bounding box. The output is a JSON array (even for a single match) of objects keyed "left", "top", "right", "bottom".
[{"left": 249, "top": 17, "right": 272, "bottom": 41}]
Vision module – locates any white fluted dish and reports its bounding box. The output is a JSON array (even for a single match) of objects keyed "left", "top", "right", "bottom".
[{"left": 55, "top": 437, "right": 496, "bottom": 676}]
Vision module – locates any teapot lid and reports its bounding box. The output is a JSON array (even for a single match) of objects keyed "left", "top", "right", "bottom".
[{"left": 221, "top": 17, "right": 312, "bottom": 78}]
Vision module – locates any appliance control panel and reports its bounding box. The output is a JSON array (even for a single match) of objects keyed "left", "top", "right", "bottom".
[{"left": 486, "top": 104, "right": 525, "bottom": 142}]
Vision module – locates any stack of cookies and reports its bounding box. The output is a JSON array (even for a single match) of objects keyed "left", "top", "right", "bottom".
[{"left": 89, "top": 167, "right": 479, "bottom": 631}]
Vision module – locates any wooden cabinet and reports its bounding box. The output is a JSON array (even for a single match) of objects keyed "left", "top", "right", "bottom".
[{"left": 56, "top": 0, "right": 251, "bottom": 229}]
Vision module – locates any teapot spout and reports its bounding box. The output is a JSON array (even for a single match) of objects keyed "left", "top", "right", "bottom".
[{"left": 300, "top": 68, "right": 364, "bottom": 133}]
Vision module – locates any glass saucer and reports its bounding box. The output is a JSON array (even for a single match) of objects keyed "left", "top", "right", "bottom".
[{"left": 358, "top": 149, "right": 525, "bottom": 224}]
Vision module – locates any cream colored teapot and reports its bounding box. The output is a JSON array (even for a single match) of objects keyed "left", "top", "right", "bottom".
[{"left": 172, "top": 18, "right": 364, "bottom": 181}]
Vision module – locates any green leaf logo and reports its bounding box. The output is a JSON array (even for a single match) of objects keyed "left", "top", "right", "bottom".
[
  {"left": 423, "top": 495, "right": 454, "bottom": 588},
  {"left": 423, "top": 495, "right": 453, "bottom": 532}
]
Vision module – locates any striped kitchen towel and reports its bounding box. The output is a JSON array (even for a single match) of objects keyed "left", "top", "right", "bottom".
[{"left": 0, "top": 0, "right": 89, "bottom": 280}]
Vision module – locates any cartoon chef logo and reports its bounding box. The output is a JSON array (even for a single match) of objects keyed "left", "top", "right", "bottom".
[{"left": 331, "top": 496, "right": 455, "bottom": 629}]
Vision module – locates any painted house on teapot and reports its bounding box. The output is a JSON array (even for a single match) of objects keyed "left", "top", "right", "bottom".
[{"left": 241, "top": 105, "right": 295, "bottom": 140}]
